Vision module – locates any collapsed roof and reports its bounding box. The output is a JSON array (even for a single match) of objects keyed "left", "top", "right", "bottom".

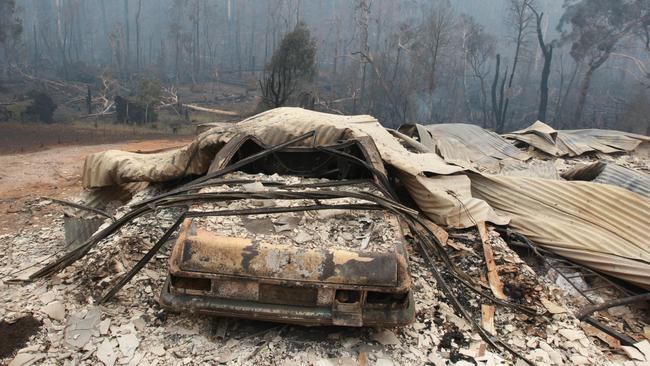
[
  {"left": 504, "top": 121, "right": 650, "bottom": 157},
  {"left": 398, "top": 123, "right": 531, "bottom": 171},
  {"left": 80, "top": 107, "right": 650, "bottom": 289}
]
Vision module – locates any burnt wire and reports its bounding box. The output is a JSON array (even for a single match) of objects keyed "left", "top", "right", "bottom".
[
  {"left": 500, "top": 229, "right": 642, "bottom": 346},
  {"left": 42, "top": 183, "right": 533, "bottom": 363},
  {"left": 45, "top": 197, "right": 115, "bottom": 221},
  {"left": 99, "top": 210, "right": 187, "bottom": 303},
  {"left": 133, "top": 131, "right": 317, "bottom": 208},
  {"left": 316, "top": 146, "right": 399, "bottom": 200}
]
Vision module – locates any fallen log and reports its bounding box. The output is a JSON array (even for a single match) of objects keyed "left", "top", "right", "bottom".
[{"left": 183, "top": 103, "right": 239, "bottom": 116}]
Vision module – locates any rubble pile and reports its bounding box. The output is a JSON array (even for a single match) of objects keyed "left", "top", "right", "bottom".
[
  {"left": 2, "top": 181, "right": 645, "bottom": 366},
  {"left": 193, "top": 173, "right": 401, "bottom": 252},
  {"left": 1, "top": 108, "right": 649, "bottom": 365}
]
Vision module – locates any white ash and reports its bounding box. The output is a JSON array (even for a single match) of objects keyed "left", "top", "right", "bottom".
[
  {"left": 190, "top": 172, "right": 401, "bottom": 253},
  {"left": 0, "top": 174, "right": 636, "bottom": 366}
]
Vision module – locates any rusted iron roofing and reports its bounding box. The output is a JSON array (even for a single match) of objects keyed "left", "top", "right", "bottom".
[
  {"left": 470, "top": 173, "right": 650, "bottom": 289},
  {"left": 504, "top": 121, "right": 650, "bottom": 157},
  {"left": 77, "top": 108, "right": 650, "bottom": 289},
  {"left": 562, "top": 161, "right": 650, "bottom": 199},
  {"left": 398, "top": 123, "right": 530, "bottom": 171},
  {"left": 82, "top": 108, "right": 506, "bottom": 228}
]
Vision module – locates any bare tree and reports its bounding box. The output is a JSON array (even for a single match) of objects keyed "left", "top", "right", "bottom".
[
  {"left": 108, "top": 25, "right": 126, "bottom": 78},
  {"left": 191, "top": 0, "right": 200, "bottom": 80},
  {"left": 527, "top": 3, "right": 553, "bottom": 123},
  {"left": 553, "top": 53, "right": 580, "bottom": 128},
  {"left": 491, "top": 53, "right": 508, "bottom": 132},
  {"left": 124, "top": 0, "right": 130, "bottom": 75},
  {"left": 353, "top": 0, "right": 370, "bottom": 114},
  {"left": 413, "top": 0, "right": 455, "bottom": 121},
  {"left": 559, "top": 0, "right": 641, "bottom": 126},
  {"left": 0, "top": 0, "right": 22, "bottom": 81},
  {"left": 493, "top": 0, "right": 534, "bottom": 132},
  {"left": 135, "top": 0, "right": 141, "bottom": 71},
  {"left": 464, "top": 16, "right": 496, "bottom": 127},
  {"left": 505, "top": 0, "right": 534, "bottom": 89},
  {"left": 169, "top": 0, "right": 184, "bottom": 82}
]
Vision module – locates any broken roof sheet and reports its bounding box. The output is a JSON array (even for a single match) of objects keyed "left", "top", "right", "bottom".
[
  {"left": 80, "top": 108, "right": 650, "bottom": 288},
  {"left": 398, "top": 123, "right": 530, "bottom": 171},
  {"left": 504, "top": 121, "right": 650, "bottom": 157},
  {"left": 562, "top": 161, "right": 650, "bottom": 199},
  {"left": 498, "top": 160, "right": 560, "bottom": 180},
  {"left": 470, "top": 173, "right": 650, "bottom": 289},
  {"left": 82, "top": 107, "right": 506, "bottom": 228}
]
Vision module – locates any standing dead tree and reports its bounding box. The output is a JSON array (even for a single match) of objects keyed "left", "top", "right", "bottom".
[
  {"left": 465, "top": 17, "right": 496, "bottom": 127},
  {"left": 353, "top": 0, "right": 370, "bottom": 114},
  {"left": 505, "top": 0, "right": 534, "bottom": 91},
  {"left": 135, "top": 0, "right": 142, "bottom": 72},
  {"left": 0, "top": 0, "right": 22, "bottom": 84},
  {"left": 124, "top": 0, "right": 130, "bottom": 75},
  {"left": 528, "top": 3, "right": 553, "bottom": 123},
  {"left": 413, "top": 1, "right": 455, "bottom": 122},
  {"left": 491, "top": 54, "right": 509, "bottom": 132},
  {"left": 553, "top": 54, "right": 580, "bottom": 128},
  {"left": 492, "top": 0, "right": 535, "bottom": 133}
]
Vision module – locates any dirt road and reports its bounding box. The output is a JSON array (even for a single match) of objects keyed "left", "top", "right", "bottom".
[{"left": 0, "top": 139, "right": 191, "bottom": 235}]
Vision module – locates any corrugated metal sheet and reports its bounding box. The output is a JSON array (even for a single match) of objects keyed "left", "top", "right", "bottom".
[
  {"left": 560, "top": 161, "right": 604, "bottom": 181},
  {"left": 503, "top": 121, "right": 561, "bottom": 156},
  {"left": 562, "top": 161, "right": 650, "bottom": 199},
  {"left": 399, "top": 123, "right": 530, "bottom": 171},
  {"left": 595, "top": 164, "right": 650, "bottom": 199},
  {"left": 82, "top": 107, "right": 501, "bottom": 228},
  {"left": 499, "top": 160, "right": 560, "bottom": 180},
  {"left": 504, "top": 121, "right": 650, "bottom": 157},
  {"left": 470, "top": 173, "right": 650, "bottom": 289},
  {"left": 80, "top": 108, "right": 650, "bottom": 288},
  {"left": 399, "top": 173, "right": 509, "bottom": 228}
]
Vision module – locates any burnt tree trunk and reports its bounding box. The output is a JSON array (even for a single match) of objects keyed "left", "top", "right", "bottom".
[
  {"left": 530, "top": 8, "right": 553, "bottom": 123},
  {"left": 574, "top": 66, "right": 595, "bottom": 127},
  {"left": 574, "top": 53, "right": 609, "bottom": 127},
  {"left": 538, "top": 46, "right": 553, "bottom": 122},
  {"left": 491, "top": 54, "right": 509, "bottom": 133},
  {"left": 554, "top": 61, "right": 579, "bottom": 128},
  {"left": 491, "top": 54, "right": 501, "bottom": 130},
  {"left": 124, "top": 0, "right": 130, "bottom": 75},
  {"left": 135, "top": 0, "right": 142, "bottom": 71},
  {"left": 86, "top": 85, "right": 92, "bottom": 114}
]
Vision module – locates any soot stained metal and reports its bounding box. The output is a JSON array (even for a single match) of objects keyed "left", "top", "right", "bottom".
[{"left": 158, "top": 137, "right": 415, "bottom": 327}]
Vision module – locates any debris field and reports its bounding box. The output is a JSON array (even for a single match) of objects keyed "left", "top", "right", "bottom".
[{"left": 1, "top": 107, "right": 649, "bottom": 366}]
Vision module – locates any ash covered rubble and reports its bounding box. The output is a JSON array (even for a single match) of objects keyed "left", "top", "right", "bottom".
[
  {"left": 0, "top": 175, "right": 642, "bottom": 366},
  {"left": 190, "top": 174, "right": 401, "bottom": 253},
  {"left": 1, "top": 108, "right": 650, "bottom": 366}
]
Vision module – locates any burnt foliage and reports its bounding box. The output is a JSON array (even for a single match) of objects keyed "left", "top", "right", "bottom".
[
  {"left": 259, "top": 22, "right": 316, "bottom": 108},
  {"left": 24, "top": 90, "right": 57, "bottom": 123}
]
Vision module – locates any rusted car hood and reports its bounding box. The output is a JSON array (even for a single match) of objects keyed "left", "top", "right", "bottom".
[{"left": 170, "top": 218, "right": 411, "bottom": 290}]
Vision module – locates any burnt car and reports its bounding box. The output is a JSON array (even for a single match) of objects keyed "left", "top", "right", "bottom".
[{"left": 158, "top": 138, "right": 414, "bottom": 327}]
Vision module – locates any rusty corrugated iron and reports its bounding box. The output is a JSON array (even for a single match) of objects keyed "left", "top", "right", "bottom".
[
  {"left": 562, "top": 161, "right": 650, "bottom": 200},
  {"left": 504, "top": 121, "right": 650, "bottom": 157},
  {"left": 470, "top": 173, "right": 650, "bottom": 289}
]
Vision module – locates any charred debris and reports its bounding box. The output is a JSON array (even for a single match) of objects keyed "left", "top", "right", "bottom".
[{"left": 1, "top": 108, "right": 650, "bottom": 365}]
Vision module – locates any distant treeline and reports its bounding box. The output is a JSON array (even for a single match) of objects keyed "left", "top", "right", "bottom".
[{"left": 0, "top": 0, "right": 648, "bottom": 133}]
